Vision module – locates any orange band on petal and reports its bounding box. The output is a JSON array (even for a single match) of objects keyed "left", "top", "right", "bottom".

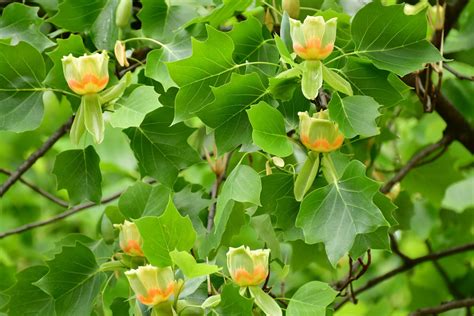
[
  {"left": 124, "top": 240, "right": 144, "bottom": 256},
  {"left": 293, "top": 38, "right": 334, "bottom": 60},
  {"left": 68, "top": 74, "right": 109, "bottom": 94},
  {"left": 233, "top": 265, "right": 268, "bottom": 286},
  {"left": 137, "top": 282, "right": 175, "bottom": 305}
]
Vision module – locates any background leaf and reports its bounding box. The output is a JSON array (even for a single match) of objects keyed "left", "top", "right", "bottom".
[
  {"left": 35, "top": 243, "right": 106, "bottom": 316},
  {"left": 52, "top": 145, "right": 102, "bottom": 204},
  {"left": 296, "top": 160, "right": 388, "bottom": 265},
  {"left": 328, "top": 93, "right": 381, "bottom": 138},
  {"left": 247, "top": 101, "right": 293, "bottom": 157},
  {"left": 286, "top": 281, "right": 337, "bottom": 316},
  {"left": 351, "top": 2, "right": 442, "bottom": 76},
  {"left": 0, "top": 42, "right": 46, "bottom": 132}
]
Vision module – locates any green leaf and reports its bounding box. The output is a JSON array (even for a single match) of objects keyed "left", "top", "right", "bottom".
[
  {"left": 328, "top": 93, "right": 381, "bottom": 138},
  {"left": 138, "top": 0, "right": 198, "bottom": 42},
  {"left": 442, "top": 177, "right": 474, "bottom": 213},
  {"left": 249, "top": 286, "right": 282, "bottom": 316},
  {"left": 342, "top": 58, "right": 407, "bottom": 107},
  {"left": 193, "top": 0, "right": 252, "bottom": 28},
  {"left": 49, "top": 0, "right": 107, "bottom": 32},
  {"left": 201, "top": 165, "right": 262, "bottom": 256},
  {"left": 199, "top": 72, "right": 268, "bottom": 153},
  {"left": 110, "top": 86, "right": 162, "bottom": 129},
  {"left": 352, "top": 2, "right": 442, "bottom": 76},
  {"left": 5, "top": 266, "right": 55, "bottom": 316},
  {"left": 274, "top": 34, "right": 294, "bottom": 65},
  {"left": 227, "top": 16, "right": 269, "bottom": 64},
  {"left": 0, "top": 42, "right": 45, "bottom": 132},
  {"left": 35, "top": 243, "right": 106, "bottom": 316},
  {"left": 45, "top": 34, "right": 87, "bottom": 91},
  {"left": 124, "top": 107, "right": 200, "bottom": 187},
  {"left": 278, "top": 87, "right": 311, "bottom": 130},
  {"left": 169, "top": 250, "right": 219, "bottom": 278},
  {"left": 167, "top": 26, "right": 236, "bottom": 122},
  {"left": 247, "top": 101, "right": 293, "bottom": 157},
  {"left": 119, "top": 181, "right": 171, "bottom": 219},
  {"left": 145, "top": 32, "right": 192, "bottom": 91},
  {"left": 216, "top": 283, "right": 253, "bottom": 316},
  {"left": 296, "top": 160, "right": 388, "bottom": 265},
  {"left": 286, "top": 281, "right": 337, "bottom": 316},
  {"left": 250, "top": 215, "right": 281, "bottom": 259},
  {"left": 294, "top": 152, "right": 320, "bottom": 202},
  {"left": 322, "top": 65, "right": 353, "bottom": 96},
  {"left": 52, "top": 146, "right": 102, "bottom": 204},
  {"left": 268, "top": 74, "right": 299, "bottom": 101},
  {"left": 0, "top": 3, "right": 54, "bottom": 52},
  {"left": 258, "top": 173, "right": 299, "bottom": 230},
  {"left": 135, "top": 198, "right": 196, "bottom": 267},
  {"left": 90, "top": 0, "right": 119, "bottom": 50},
  {"left": 350, "top": 192, "right": 396, "bottom": 257}
]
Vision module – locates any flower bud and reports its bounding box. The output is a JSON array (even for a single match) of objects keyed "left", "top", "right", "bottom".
[
  {"left": 428, "top": 4, "right": 444, "bottom": 31},
  {"left": 290, "top": 16, "right": 337, "bottom": 61},
  {"left": 62, "top": 52, "right": 109, "bottom": 95},
  {"left": 298, "top": 111, "right": 344, "bottom": 152},
  {"left": 115, "top": 0, "right": 133, "bottom": 28},
  {"left": 114, "top": 40, "right": 129, "bottom": 67},
  {"left": 125, "top": 265, "right": 178, "bottom": 306},
  {"left": 226, "top": 246, "right": 270, "bottom": 287},
  {"left": 114, "top": 220, "right": 144, "bottom": 256},
  {"left": 282, "top": 0, "right": 300, "bottom": 19}
]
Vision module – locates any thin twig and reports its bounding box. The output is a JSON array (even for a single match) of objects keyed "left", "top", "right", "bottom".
[
  {"left": 0, "top": 191, "right": 122, "bottom": 239},
  {"left": 0, "top": 168, "right": 69, "bottom": 207},
  {"left": 380, "top": 134, "right": 453, "bottom": 194},
  {"left": 425, "top": 241, "right": 464, "bottom": 299},
  {"left": 0, "top": 117, "right": 74, "bottom": 197},
  {"left": 409, "top": 298, "right": 474, "bottom": 316},
  {"left": 389, "top": 234, "right": 412, "bottom": 264},
  {"left": 443, "top": 64, "right": 474, "bottom": 81},
  {"left": 334, "top": 242, "right": 474, "bottom": 310}
]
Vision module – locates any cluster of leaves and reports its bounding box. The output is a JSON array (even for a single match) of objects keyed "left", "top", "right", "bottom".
[{"left": 0, "top": 0, "right": 473, "bottom": 315}]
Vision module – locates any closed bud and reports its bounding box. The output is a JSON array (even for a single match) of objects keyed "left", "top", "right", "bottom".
[
  {"left": 114, "top": 40, "right": 129, "bottom": 67},
  {"left": 115, "top": 0, "right": 133, "bottom": 28},
  {"left": 290, "top": 16, "right": 337, "bottom": 60},
  {"left": 227, "top": 246, "right": 270, "bottom": 287},
  {"left": 114, "top": 220, "right": 144, "bottom": 256},
  {"left": 428, "top": 4, "right": 444, "bottom": 31},
  {"left": 282, "top": 0, "right": 300, "bottom": 19},
  {"left": 298, "top": 111, "right": 344, "bottom": 152},
  {"left": 62, "top": 52, "right": 109, "bottom": 95},
  {"left": 125, "top": 265, "right": 178, "bottom": 306}
]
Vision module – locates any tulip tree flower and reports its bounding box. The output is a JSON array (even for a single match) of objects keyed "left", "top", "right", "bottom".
[
  {"left": 227, "top": 246, "right": 269, "bottom": 287},
  {"left": 62, "top": 51, "right": 131, "bottom": 144},
  {"left": 125, "top": 265, "right": 180, "bottom": 307},
  {"left": 227, "top": 246, "right": 281, "bottom": 316},
  {"left": 298, "top": 110, "right": 344, "bottom": 153},
  {"left": 114, "top": 220, "right": 144, "bottom": 256},
  {"left": 289, "top": 16, "right": 338, "bottom": 100},
  {"left": 290, "top": 16, "right": 336, "bottom": 61}
]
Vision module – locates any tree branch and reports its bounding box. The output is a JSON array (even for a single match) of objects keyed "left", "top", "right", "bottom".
[
  {"left": 0, "top": 168, "right": 68, "bottom": 208},
  {"left": 0, "top": 116, "right": 74, "bottom": 197},
  {"left": 380, "top": 133, "right": 453, "bottom": 194},
  {"left": 334, "top": 242, "right": 474, "bottom": 310},
  {"left": 444, "top": 64, "right": 474, "bottom": 81},
  {"left": 0, "top": 190, "right": 122, "bottom": 239},
  {"left": 425, "top": 240, "right": 465, "bottom": 300},
  {"left": 410, "top": 298, "right": 474, "bottom": 316}
]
